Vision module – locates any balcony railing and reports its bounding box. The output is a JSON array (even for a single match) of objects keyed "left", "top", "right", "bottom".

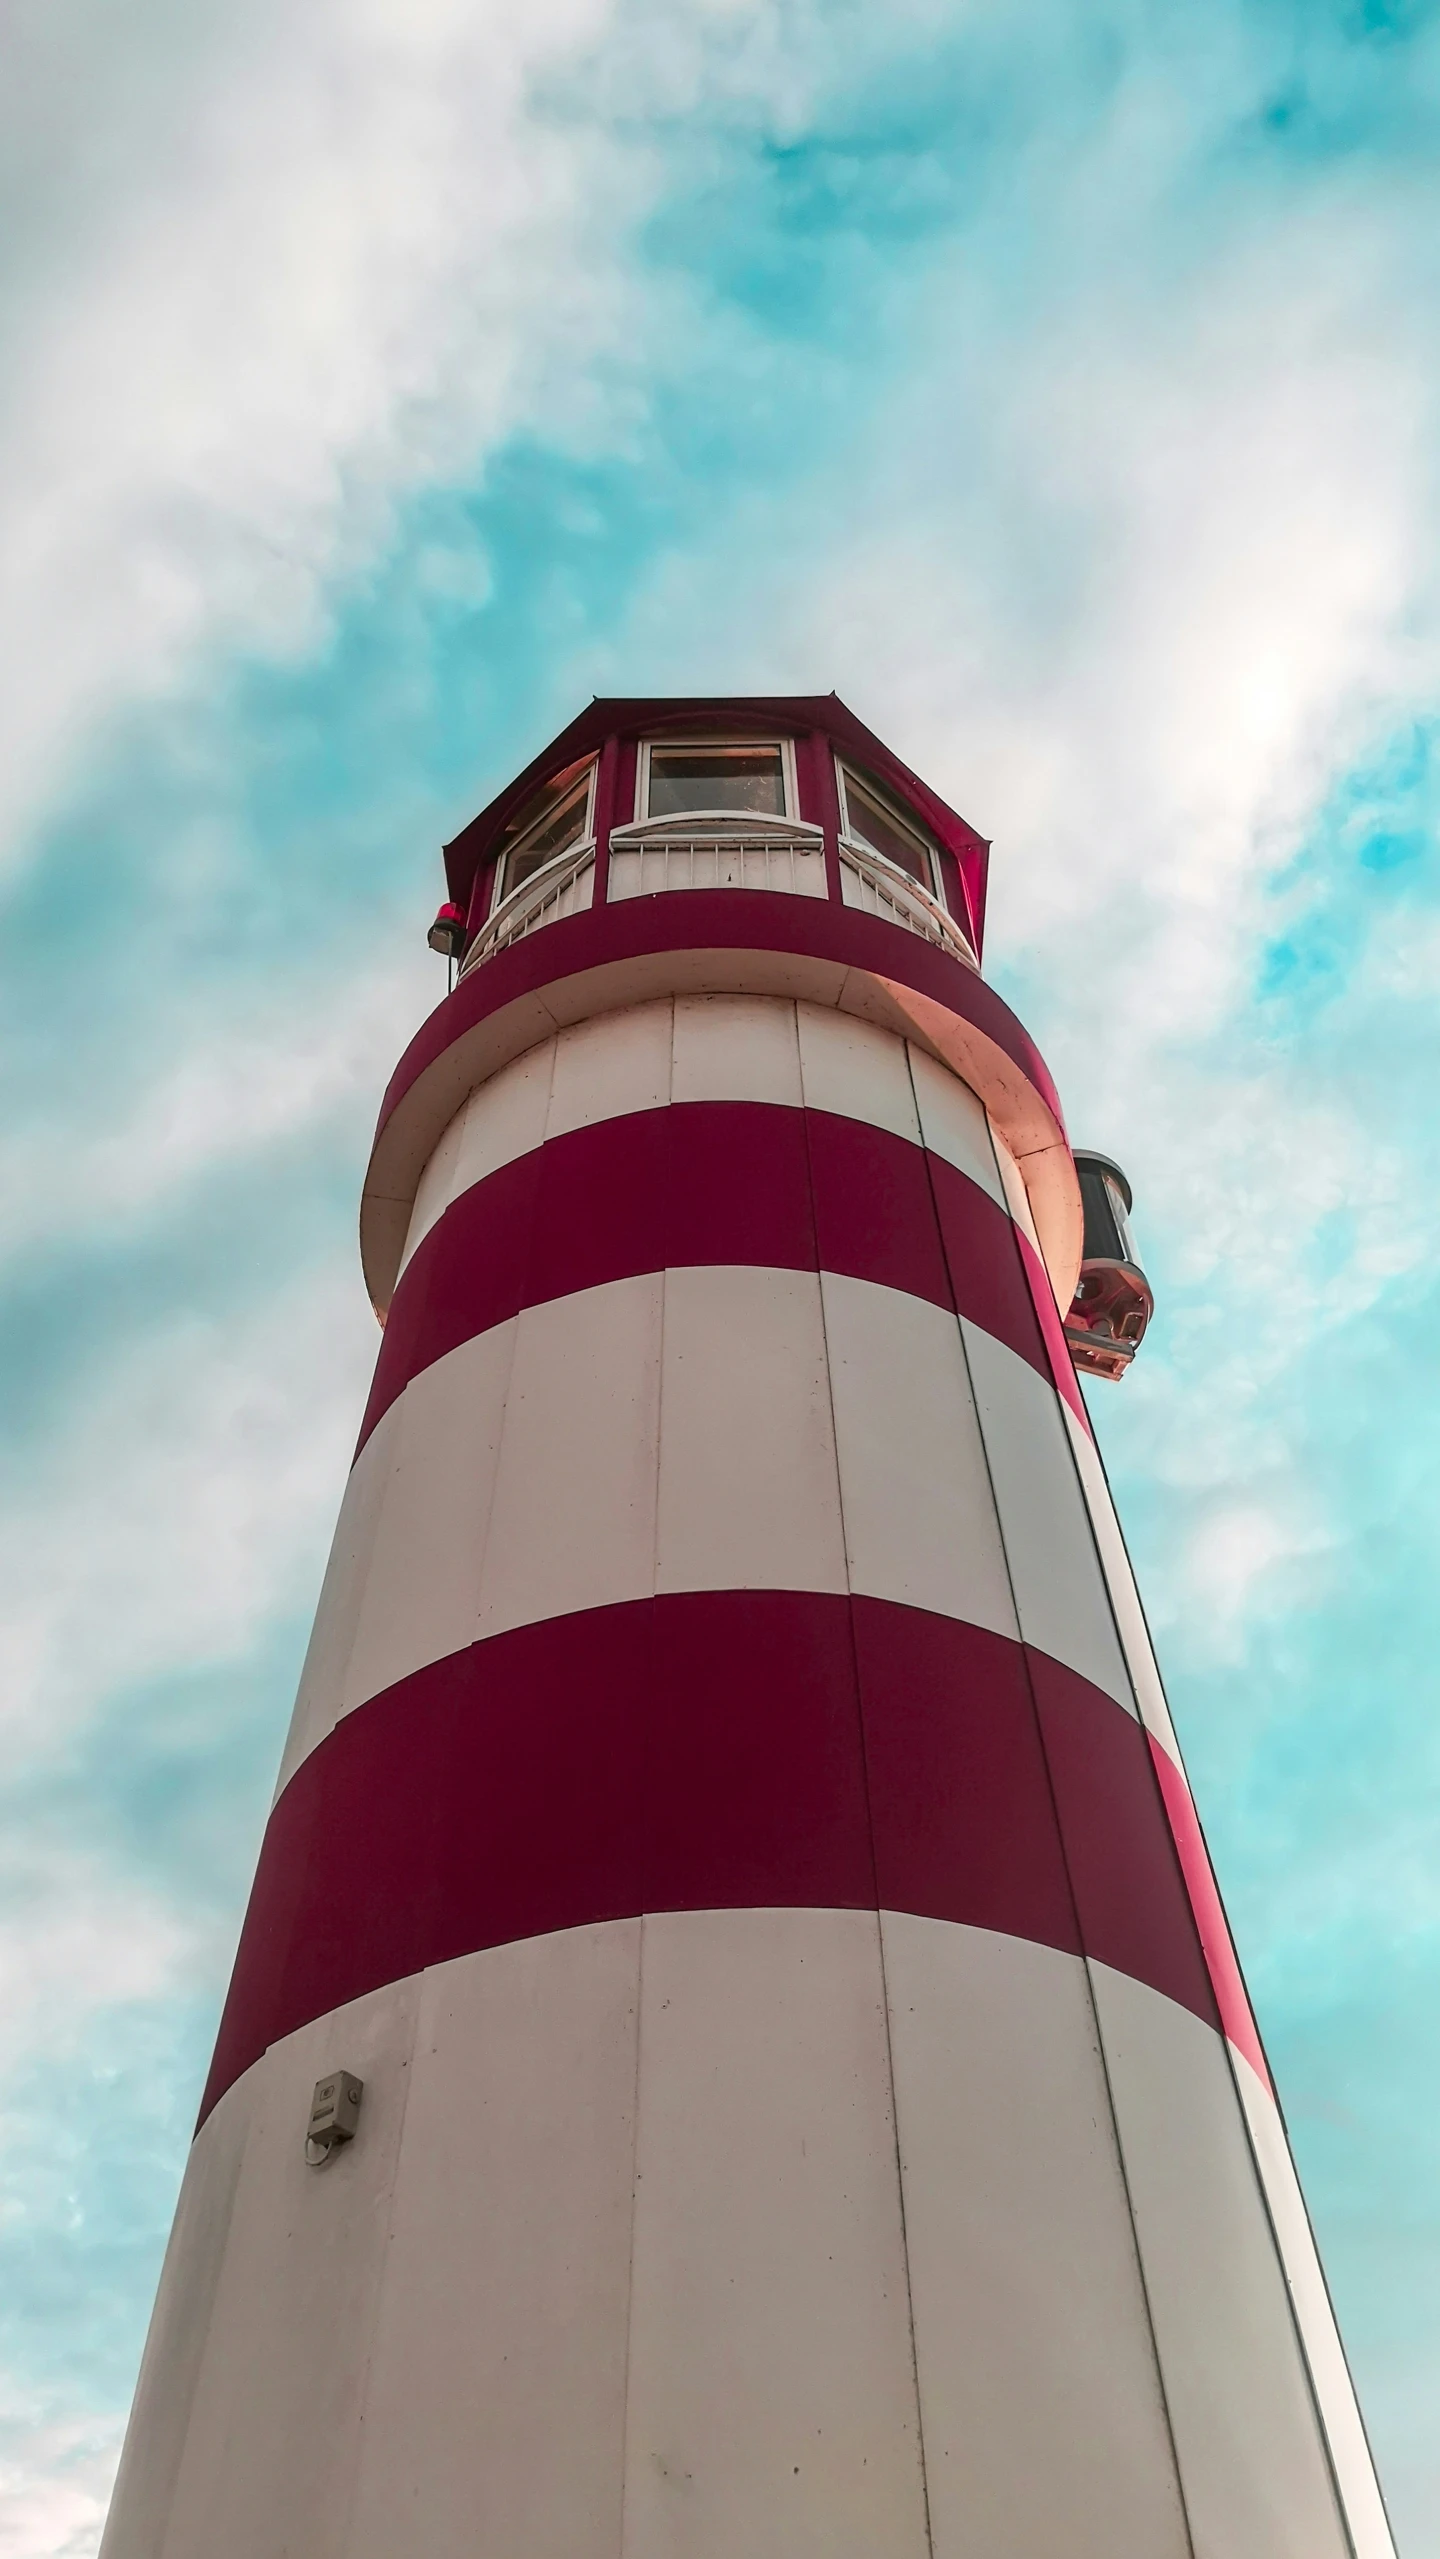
[
  {"left": 459, "top": 842, "right": 596, "bottom": 976},
  {"left": 606, "top": 823, "right": 828, "bottom": 904},
  {"left": 838, "top": 839, "right": 975, "bottom": 966},
  {"left": 457, "top": 826, "right": 975, "bottom": 977}
]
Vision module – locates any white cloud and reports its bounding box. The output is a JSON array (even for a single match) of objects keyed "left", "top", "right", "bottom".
[
  {"left": 0, "top": 1860, "right": 195, "bottom": 2135},
  {"left": 0, "top": 1262, "right": 372, "bottom": 1752},
  {"left": 0, "top": 0, "right": 666, "bottom": 867},
  {"left": 0, "top": 950, "right": 430, "bottom": 1268},
  {"left": 0, "top": 2411, "right": 119, "bottom": 2559}
]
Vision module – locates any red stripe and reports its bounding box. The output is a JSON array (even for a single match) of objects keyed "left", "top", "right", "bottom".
[
  {"left": 200, "top": 1594, "right": 1223, "bottom": 2124},
  {"left": 1148, "top": 1736, "right": 1271, "bottom": 2088},
  {"left": 1015, "top": 1226, "right": 1091, "bottom": 1433},
  {"left": 374, "top": 892, "right": 1066, "bottom": 1164},
  {"left": 359, "top": 1102, "right": 1054, "bottom": 1453}
]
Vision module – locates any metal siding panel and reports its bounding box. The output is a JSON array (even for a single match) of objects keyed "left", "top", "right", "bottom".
[
  {"left": 962, "top": 1319, "right": 1135, "bottom": 1712},
  {"left": 1233, "top": 2054, "right": 1396, "bottom": 2559},
  {"left": 656, "top": 1264, "right": 848, "bottom": 1598},
  {"left": 343, "top": 1318, "right": 516, "bottom": 1715},
  {"left": 545, "top": 997, "right": 673, "bottom": 1139},
  {"left": 910, "top": 1044, "right": 1008, "bottom": 1207},
  {"left": 621, "top": 1907, "right": 931, "bottom": 2559},
  {"left": 1090, "top": 1964, "right": 1350, "bottom": 2559},
  {"left": 881, "top": 1913, "right": 1190, "bottom": 2559},
  {"left": 452, "top": 1030, "right": 554, "bottom": 1197},
  {"left": 796, "top": 999, "right": 923, "bottom": 1145},
  {"left": 347, "top": 1924, "right": 643, "bottom": 2559},
  {"left": 1063, "top": 1405, "right": 1184, "bottom": 1757},
  {"left": 670, "top": 990, "right": 803, "bottom": 1106},
  {"left": 396, "top": 1092, "right": 470, "bottom": 1278},
  {"left": 98, "top": 2088, "right": 251, "bottom": 2559},
  {"left": 273, "top": 1401, "right": 400, "bottom": 1797},
  {"left": 150, "top": 1976, "right": 423, "bottom": 2559},
  {"left": 478, "top": 1275, "right": 664, "bottom": 1642},
  {"left": 986, "top": 1115, "right": 1043, "bottom": 1244},
  {"left": 822, "top": 1272, "right": 1017, "bottom": 1637}
]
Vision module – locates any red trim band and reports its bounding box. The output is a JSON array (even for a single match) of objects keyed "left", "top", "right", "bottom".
[
  {"left": 378, "top": 897, "right": 1060, "bottom": 1155},
  {"left": 200, "top": 1593, "right": 1219, "bottom": 2124},
  {"left": 1148, "top": 1737, "right": 1269, "bottom": 2088},
  {"left": 358, "top": 1101, "right": 1087, "bottom": 1455},
  {"left": 359, "top": 895, "right": 1082, "bottom": 1319}
]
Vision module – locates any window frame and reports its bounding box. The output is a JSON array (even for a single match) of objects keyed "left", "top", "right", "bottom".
[
  {"left": 493, "top": 759, "right": 598, "bottom": 908},
  {"left": 635, "top": 735, "right": 798, "bottom": 827},
  {"left": 835, "top": 758, "right": 944, "bottom": 902}
]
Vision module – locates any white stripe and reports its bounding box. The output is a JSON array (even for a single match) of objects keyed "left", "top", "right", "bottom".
[
  {"left": 128, "top": 1921, "right": 1381, "bottom": 2559},
  {"left": 621, "top": 1908, "right": 930, "bottom": 2556},
  {"left": 655, "top": 1263, "right": 848, "bottom": 1600},
  {"left": 1089, "top": 1963, "right": 1351, "bottom": 2559},
  {"left": 671, "top": 988, "right": 803, "bottom": 1106},
  {"left": 1062, "top": 1403, "right": 1184, "bottom": 1756},
  {"left": 396, "top": 995, "right": 1019, "bottom": 1280},
  {"left": 102, "top": 1968, "right": 427, "bottom": 2559},
  {"left": 822, "top": 1273, "right": 1017, "bottom": 1638},
  {"left": 352, "top": 1925, "right": 641, "bottom": 2559},
  {"left": 987, "top": 1112, "right": 1044, "bottom": 1245},
  {"left": 477, "top": 1273, "right": 664, "bottom": 1640},
  {"left": 798, "top": 998, "right": 922, "bottom": 1144},
  {"left": 962, "top": 1320, "right": 1136, "bottom": 1713},
  {"left": 1233, "top": 2052, "right": 1396, "bottom": 2559},
  {"left": 911, "top": 1040, "right": 1009, "bottom": 1207},
  {"left": 343, "top": 1319, "right": 517, "bottom": 1722},
  {"left": 397, "top": 1032, "right": 552, "bottom": 1279},
  {"left": 882, "top": 1913, "right": 1189, "bottom": 2558},
  {"left": 277, "top": 1266, "right": 1130, "bottom": 1795},
  {"left": 546, "top": 993, "right": 672, "bottom": 1140}
]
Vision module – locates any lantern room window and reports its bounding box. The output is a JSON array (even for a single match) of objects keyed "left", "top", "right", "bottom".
[
  {"left": 1078, "top": 1156, "right": 1139, "bottom": 1268},
  {"left": 496, "top": 761, "right": 596, "bottom": 902},
  {"left": 641, "top": 740, "right": 792, "bottom": 823},
  {"left": 837, "top": 761, "right": 942, "bottom": 900}
]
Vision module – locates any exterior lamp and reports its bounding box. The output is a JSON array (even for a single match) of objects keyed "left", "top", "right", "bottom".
[
  {"left": 1064, "top": 1151, "right": 1154, "bottom": 1381},
  {"left": 427, "top": 901, "right": 467, "bottom": 958}
]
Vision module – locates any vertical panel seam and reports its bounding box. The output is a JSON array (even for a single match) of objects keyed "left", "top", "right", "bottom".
[
  {"left": 1076, "top": 1424, "right": 1374, "bottom": 2558},
  {"left": 922, "top": 1054, "right": 1198, "bottom": 2558},
  {"left": 800, "top": 1085, "right": 936, "bottom": 2559},
  {"left": 337, "top": 1979, "right": 426, "bottom": 2555},
  {"left": 614, "top": 1912, "right": 648, "bottom": 2559}
]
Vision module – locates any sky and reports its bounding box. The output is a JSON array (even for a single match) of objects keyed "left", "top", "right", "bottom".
[{"left": 1, "top": 0, "right": 1438, "bottom": 2547}]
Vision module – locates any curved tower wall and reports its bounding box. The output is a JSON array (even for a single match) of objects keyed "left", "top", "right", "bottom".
[{"left": 102, "top": 700, "right": 1393, "bottom": 2559}]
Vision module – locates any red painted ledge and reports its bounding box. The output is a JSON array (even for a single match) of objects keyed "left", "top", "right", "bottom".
[{"left": 360, "top": 892, "right": 1082, "bottom": 1319}]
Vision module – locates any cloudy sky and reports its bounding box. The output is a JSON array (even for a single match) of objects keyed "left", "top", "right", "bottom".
[{"left": 2, "top": 0, "right": 1439, "bottom": 2547}]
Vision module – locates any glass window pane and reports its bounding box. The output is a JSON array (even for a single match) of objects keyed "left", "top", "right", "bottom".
[
  {"left": 1103, "top": 1175, "right": 1138, "bottom": 1265},
  {"left": 1079, "top": 1168, "right": 1124, "bottom": 1264},
  {"left": 502, "top": 773, "right": 591, "bottom": 892},
  {"left": 647, "top": 745, "right": 785, "bottom": 818},
  {"left": 843, "top": 770, "right": 934, "bottom": 889}
]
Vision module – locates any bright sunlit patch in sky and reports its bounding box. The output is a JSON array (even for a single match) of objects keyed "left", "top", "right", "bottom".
[{"left": 2, "top": 0, "right": 1439, "bottom": 2548}]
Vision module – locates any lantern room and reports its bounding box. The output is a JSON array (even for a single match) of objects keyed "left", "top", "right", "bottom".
[
  {"left": 405, "top": 694, "right": 1152, "bottom": 1384},
  {"left": 1063, "top": 1152, "right": 1154, "bottom": 1380},
  {"left": 432, "top": 695, "right": 989, "bottom": 978}
]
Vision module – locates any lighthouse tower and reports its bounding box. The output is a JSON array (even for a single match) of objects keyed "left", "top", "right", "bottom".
[{"left": 103, "top": 697, "right": 1392, "bottom": 2559}]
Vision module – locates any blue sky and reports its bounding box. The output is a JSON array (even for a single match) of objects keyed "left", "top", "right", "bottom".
[{"left": 2, "top": 0, "right": 1439, "bottom": 2545}]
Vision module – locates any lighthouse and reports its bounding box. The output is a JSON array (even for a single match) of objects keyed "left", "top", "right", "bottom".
[{"left": 102, "top": 696, "right": 1393, "bottom": 2559}]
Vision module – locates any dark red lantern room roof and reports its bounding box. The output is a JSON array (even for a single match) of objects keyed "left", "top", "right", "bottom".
[{"left": 442, "top": 693, "right": 991, "bottom": 958}]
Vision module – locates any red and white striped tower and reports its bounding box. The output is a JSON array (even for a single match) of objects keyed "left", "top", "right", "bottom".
[{"left": 103, "top": 698, "right": 1394, "bottom": 2559}]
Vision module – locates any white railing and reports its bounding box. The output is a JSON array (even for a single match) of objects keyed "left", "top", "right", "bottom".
[
  {"left": 459, "top": 842, "right": 595, "bottom": 975},
  {"left": 458, "top": 827, "right": 974, "bottom": 975},
  {"left": 839, "top": 839, "right": 976, "bottom": 965},
  {"left": 607, "top": 829, "right": 828, "bottom": 903}
]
